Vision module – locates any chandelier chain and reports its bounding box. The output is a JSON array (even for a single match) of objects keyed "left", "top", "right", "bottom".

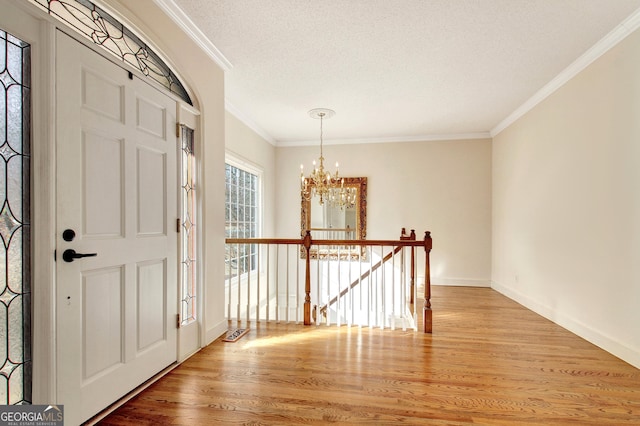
[{"left": 319, "top": 112, "right": 324, "bottom": 161}]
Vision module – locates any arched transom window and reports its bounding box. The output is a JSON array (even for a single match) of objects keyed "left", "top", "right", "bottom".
[{"left": 29, "top": 0, "right": 193, "bottom": 105}]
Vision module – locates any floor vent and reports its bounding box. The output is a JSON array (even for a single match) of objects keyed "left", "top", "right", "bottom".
[{"left": 223, "top": 328, "right": 249, "bottom": 342}]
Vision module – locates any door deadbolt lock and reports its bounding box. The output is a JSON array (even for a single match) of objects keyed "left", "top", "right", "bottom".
[{"left": 62, "top": 229, "right": 76, "bottom": 241}]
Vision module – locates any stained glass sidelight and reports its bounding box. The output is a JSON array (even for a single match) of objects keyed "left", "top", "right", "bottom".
[
  {"left": 28, "top": 0, "right": 192, "bottom": 105},
  {"left": 180, "top": 126, "right": 196, "bottom": 326},
  {"left": 0, "top": 30, "right": 32, "bottom": 405}
]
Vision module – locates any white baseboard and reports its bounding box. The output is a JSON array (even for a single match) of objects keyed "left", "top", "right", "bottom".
[
  {"left": 431, "top": 277, "right": 491, "bottom": 287},
  {"left": 491, "top": 280, "right": 640, "bottom": 369},
  {"left": 205, "top": 320, "right": 228, "bottom": 346}
]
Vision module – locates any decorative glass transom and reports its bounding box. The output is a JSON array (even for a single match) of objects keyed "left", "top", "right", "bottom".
[
  {"left": 0, "top": 29, "right": 32, "bottom": 405},
  {"left": 29, "top": 0, "right": 193, "bottom": 105}
]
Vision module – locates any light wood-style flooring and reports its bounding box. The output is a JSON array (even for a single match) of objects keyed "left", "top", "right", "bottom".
[{"left": 99, "top": 286, "right": 640, "bottom": 425}]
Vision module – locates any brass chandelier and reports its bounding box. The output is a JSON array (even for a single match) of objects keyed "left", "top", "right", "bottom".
[{"left": 300, "top": 108, "right": 356, "bottom": 208}]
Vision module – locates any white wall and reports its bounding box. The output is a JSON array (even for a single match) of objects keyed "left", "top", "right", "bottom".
[
  {"left": 492, "top": 28, "right": 640, "bottom": 368},
  {"left": 225, "top": 112, "right": 277, "bottom": 237},
  {"left": 276, "top": 139, "right": 492, "bottom": 286}
]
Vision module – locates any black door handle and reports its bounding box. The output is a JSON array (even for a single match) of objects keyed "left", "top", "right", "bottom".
[{"left": 63, "top": 249, "right": 98, "bottom": 263}]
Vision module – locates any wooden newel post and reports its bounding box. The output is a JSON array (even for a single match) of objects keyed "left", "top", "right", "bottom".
[
  {"left": 303, "top": 230, "right": 312, "bottom": 325},
  {"left": 401, "top": 228, "right": 417, "bottom": 304},
  {"left": 423, "top": 231, "right": 433, "bottom": 333}
]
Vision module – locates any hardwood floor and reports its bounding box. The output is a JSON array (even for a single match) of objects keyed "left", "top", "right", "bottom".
[{"left": 99, "top": 286, "right": 640, "bottom": 425}]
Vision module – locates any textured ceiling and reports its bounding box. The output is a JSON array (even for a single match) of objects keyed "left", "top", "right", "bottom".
[{"left": 168, "top": 0, "right": 640, "bottom": 145}]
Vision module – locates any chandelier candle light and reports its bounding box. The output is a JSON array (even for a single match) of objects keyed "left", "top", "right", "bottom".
[{"left": 300, "top": 108, "right": 357, "bottom": 208}]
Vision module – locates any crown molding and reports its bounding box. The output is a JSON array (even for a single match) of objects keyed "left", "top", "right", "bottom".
[
  {"left": 225, "top": 101, "right": 277, "bottom": 146},
  {"left": 225, "top": 102, "right": 488, "bottom": 147},
  {"left": 276, "top": 132, "right": 491, "bottom": 148},
  {"left": 152, "top": 0, "right": 232, "bottom": 72},
  {"left": 153, "top": 1, "right": 640, "bottom": 143},
  {"left": 491, "top": 6, "right": 640, "bottom": 137}
]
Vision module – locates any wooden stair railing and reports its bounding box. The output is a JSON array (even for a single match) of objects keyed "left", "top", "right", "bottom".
[
  {"left": 318, "top": 244, "right": 404, "bottom": 320},
  {"left": 400, "top": 228, "right": 417, "bottom": 305},
  {"left": 305, "top": 229, "right": 432, "bottom": 332},
  {"left": 225, "top": 229, "right": 432, "bottom": 332},
  {"left": 318, "top": 228, "right": 417, "bottom": 320}
]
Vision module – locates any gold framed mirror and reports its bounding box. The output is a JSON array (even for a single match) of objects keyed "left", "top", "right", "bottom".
[{"left": 300, "top": 177, "right": 367, "bottom": 259}]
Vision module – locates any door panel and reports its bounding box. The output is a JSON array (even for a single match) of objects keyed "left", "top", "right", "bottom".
[
  {"left": 56, "top": 31, "right": 178, "bottom": 425},
  {"left": 82, "top": 267, "right": 124, "bottom": 379},
  {"left": 136, "top": 96, "right": 167, "bottom": 138},
  {"left": 81, "top": 68, "right": 124, "bottom": 122},
  {"left": 137, "top": 147, "right": 166, "bottom": 235},
  {"left": 137, "top": 259, "right": 167, "bottom": 351},
  {"left": 83, "top": 131, "right": 124, "bottom": 236}
]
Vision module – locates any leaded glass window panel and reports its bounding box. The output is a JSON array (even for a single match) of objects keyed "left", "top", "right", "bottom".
[
  {"left": 28, "top": 0, "right": 192, "bottom": 105},
  {"left": 0, "top": 29, "right": 31, "bottom": 405},
  {"left": 180, "top": 125, "right": 196, "bottom": 326}
]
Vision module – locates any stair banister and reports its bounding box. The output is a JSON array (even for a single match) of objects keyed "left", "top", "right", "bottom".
[
  {"left": 303, "top": 230, "right": 312, "bottom": 325},
  {"left": 423, "top": 231, "right": 432, "bottom": 333}
]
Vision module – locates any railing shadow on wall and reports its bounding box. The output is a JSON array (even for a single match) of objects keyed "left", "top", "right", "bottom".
[{"left": 225, "top": 229, "right": 433, "bottom": 333}]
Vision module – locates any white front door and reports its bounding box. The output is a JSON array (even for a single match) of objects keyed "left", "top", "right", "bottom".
[{"left": 55, "top": 32, "right": 178, "bottom": 424}]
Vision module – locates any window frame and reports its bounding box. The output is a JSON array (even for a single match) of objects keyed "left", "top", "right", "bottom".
[{"left": 224, "top": 153, "right": 263, "bottom": 280}]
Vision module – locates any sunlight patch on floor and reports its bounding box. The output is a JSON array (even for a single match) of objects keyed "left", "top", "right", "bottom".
[{"left": 242, "top": 327, "right": 345, "bottom": 349}]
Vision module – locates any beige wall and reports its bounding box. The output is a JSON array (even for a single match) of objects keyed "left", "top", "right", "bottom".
[
  {"left": 276, "top": 139, "right": 492, "bottom": 285},
  {"left": 492, "top": 28, "right": 640, "bottom": 368},
  {"left": 106, "top": 0, "right": 228, "bottom": 344},
  {"left": 225, "top": 112, "right": 277, "bottom": 237},
  {"left": 68, "top": 0, "right": 640, "bottom": 372}
]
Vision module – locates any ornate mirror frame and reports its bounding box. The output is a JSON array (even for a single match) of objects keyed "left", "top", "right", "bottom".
[{"left": 300, "top": 177, "right": 367, "bottom": 259}]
